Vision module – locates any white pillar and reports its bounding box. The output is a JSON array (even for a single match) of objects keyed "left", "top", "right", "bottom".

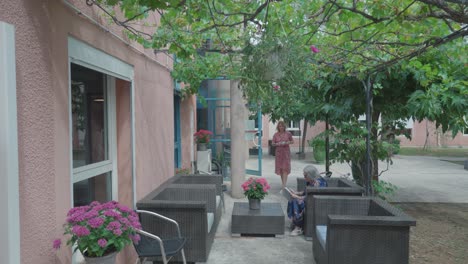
[
  {"left": 0, "top": 22, "right": 20, "bottom": 264},
  {"left": 230, "top": 80, "right": 246, "bottom": 198}
]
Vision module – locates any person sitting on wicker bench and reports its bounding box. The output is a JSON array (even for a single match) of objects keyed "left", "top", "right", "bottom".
[{"left": 287, "top": 165, "right": 327, "bottom": 236}]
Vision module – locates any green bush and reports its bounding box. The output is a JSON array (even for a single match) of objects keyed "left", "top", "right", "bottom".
[
  {"left": 372, "top": 180, "right": 397, "bottom": 200},
  {"left": 392, "top": 139, "right": 401, "bottom": 154},
  {"left": 310, "top": 138, "right": 326, "bottom": 163}
]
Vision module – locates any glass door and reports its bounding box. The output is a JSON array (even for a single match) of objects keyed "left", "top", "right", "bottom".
[
  {"left": 245, "top": 105, "right": 263, "bottom": 176},
  {"left": 197, "top": 80, "right": 263, "bottom": 178}
]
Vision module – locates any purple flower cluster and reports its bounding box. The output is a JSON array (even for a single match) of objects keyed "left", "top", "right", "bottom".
[
  {"left": 98, "top": 238, "right": 107, "bottom": 248},
  {"left": 53, "top": 200, "right": 142, "bottom": 257},
  {"left": 88, "top": 217, "right": 105, "bottom": 229},
  {"left": 53, "top": 239, "right": 61, "bottom": 250},
  {"left": 106, "top": 221, "right": 122, "bottom": 231},
  {"left": 72, "top": 225, "right": 90, "bottom": 237}
]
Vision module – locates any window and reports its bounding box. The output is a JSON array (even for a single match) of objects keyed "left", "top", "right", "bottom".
[
  {"left": 394, "top": 119, "right": 413, "bottom": 136},
  {"left": 68, "top": 37, "right": 134, "bottom": 264},
  {"left": 71, "top": 63, "right": 115, "bottom": 206},
  {"left": 248, "top": 112, "right": 262, "bottom": 134},
  {"left": 358, "top": 114, "right": 366, "bottom": 124},
  {"left": 286, "top": 120, "right": 301, "bottom": 136}
]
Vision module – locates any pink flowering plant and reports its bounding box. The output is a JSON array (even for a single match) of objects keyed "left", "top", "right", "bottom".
[
  {"left": 241, "top": 177, "right": 271, "bottom": 200},
  {"left": 194, "top": 129, "right": 213, "bottom": 144},
  {"left": 53, "top": 201, "right": 141, "bottom": 257}
]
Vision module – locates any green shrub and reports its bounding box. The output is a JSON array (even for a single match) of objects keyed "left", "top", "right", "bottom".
[{"left": 310, "top": 138, "right": 326, "bottom": 163}]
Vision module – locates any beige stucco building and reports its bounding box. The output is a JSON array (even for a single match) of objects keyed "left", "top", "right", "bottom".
[{"left": 1, "top": 1, "right": 196, "bottom": 263}]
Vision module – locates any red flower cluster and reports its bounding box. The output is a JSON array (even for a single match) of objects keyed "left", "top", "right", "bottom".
[
  {"left": 242, "top": 177, "right": 271, "bottom": 200},
  {"left": 310, "top": 45, "right": 320, "bottom": 53},
  {"left": 194, "top": 129, "right": 213, "bottom": 143}
]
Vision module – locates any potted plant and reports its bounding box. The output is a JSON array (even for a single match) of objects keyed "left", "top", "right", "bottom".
[
  {"left": 194, "top": 129, "right": 213, "bottom": 151},
  {"left": 310, "top": 138, "right": 326, "bottom": 163},
  {"left": 53, "top": 201, "right": 141, "bottom": 264},
  {"left": 241, "top": 177, "right": 271, "bottom": 210}
]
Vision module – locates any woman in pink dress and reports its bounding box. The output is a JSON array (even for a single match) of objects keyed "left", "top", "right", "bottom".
[{"left": 272, "top": 121, "right": 294, "bottom": 189}]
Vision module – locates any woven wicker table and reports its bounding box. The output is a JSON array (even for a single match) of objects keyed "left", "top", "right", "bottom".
[{"left": 231, "top": 202, "right": 285, "bottom": 237}]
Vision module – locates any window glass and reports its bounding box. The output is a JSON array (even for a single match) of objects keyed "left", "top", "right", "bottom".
[
  {"left": 73, "top": 172, "right": 112, "bottom": 207},
  {"left": 286, "top": 120, "right": 301, "bottom": 136},
  {"left": 71, "top": 64, "right": 108, "bottom": 168}
]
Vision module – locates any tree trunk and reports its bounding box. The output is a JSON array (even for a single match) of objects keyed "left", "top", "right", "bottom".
[
  {"left": 423, "top": 120, "right": 429, "bottom": 150},
  {"left": 371, "top": 111, "right": 381, "bottom": 182},
  {"left": 301, "top": 120, "right": 308, "bottom": 153}
]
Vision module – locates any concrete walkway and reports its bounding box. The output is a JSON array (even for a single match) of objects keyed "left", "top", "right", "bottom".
[{"left": 203, "top": 153, "right": 468, "bottom": 264}]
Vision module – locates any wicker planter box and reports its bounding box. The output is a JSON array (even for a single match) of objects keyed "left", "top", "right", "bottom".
[
  {"left": 296, "top": 177, "right": 364, "bottom": 239},
  {"left": 312, "top": 196, "right": 416, "bottom": 264}
]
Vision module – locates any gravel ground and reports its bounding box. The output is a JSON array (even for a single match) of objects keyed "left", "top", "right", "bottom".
[{"left": 397, "top": 203, "right": 468, "bottom": 264}]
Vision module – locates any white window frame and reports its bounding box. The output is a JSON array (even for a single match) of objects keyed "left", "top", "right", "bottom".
[
  {"left": 0, "top": 21, "right": 20, "bottom": 264},
  {"left": 286, "top": 120, "right": 301, "bottom": 137}
]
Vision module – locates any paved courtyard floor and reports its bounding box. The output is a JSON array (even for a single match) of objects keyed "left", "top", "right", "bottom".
[{"left": 203, "top": 152, "right": 468, "bottom": 264}]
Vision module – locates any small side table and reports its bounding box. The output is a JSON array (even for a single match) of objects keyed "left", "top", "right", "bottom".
[{"left": 231, "top": 202, "right": 285, "bottom": 237}]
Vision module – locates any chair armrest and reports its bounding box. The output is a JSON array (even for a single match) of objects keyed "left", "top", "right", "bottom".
[{"left": 328, "top": 215, "right": 416, "bottom": 227}]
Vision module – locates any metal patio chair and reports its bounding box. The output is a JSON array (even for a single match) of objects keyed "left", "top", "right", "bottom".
[{"left": 134, "top": 210, "right": 187, "bottom": 264}]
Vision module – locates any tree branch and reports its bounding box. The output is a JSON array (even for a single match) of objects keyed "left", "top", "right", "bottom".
[
  {"left": 327, "top": 0, "right": 389, "bottom": 23},
  {"left": 369, "top": 26, "right": 468, "bottom": 74},
  {"left": 198, "top": 0, "right": 272, "bottom": 32}
]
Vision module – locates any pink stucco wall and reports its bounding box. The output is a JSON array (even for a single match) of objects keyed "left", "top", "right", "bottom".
[
  {"left": 116, "top": 79, "right": 138, "bottom": 262},
  {"left": 262, "top": 119, "right": 467, "bottom": 149},
  {"left": 262, "top": 117, "right": 468, "bottom": 152},
  {"left": 398, "top": 119, "right": 468, "bottom": 147},
  {"left": 261, "top": 120, "right": 326, "bottom": 150},
  {"left": 0, "top": 0, "right": 179, "bottom": 263},
  {"left": 180, "top": 96, "right": 197, "bottom": 170}
]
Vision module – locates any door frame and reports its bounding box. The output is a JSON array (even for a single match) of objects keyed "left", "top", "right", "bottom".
[{"left": 0, "top": 21, "right": 20, "bottom": 264}]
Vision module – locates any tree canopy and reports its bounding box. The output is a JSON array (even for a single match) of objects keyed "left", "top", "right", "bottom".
[{"left": 90, "top": 0, "right": 467, "bottom": 133}]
